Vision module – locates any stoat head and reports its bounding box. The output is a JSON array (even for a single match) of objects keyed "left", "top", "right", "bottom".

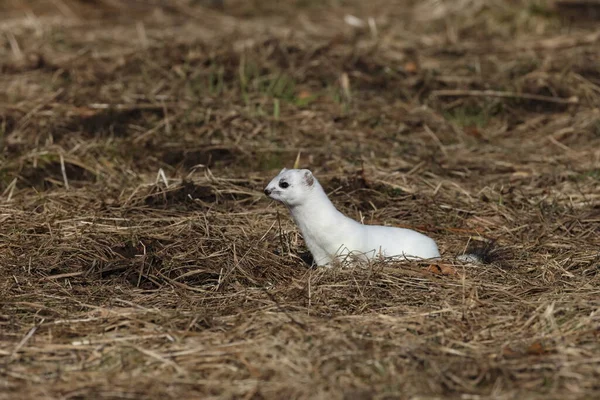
[{"left": 264, "top": 168, "right": 316, "bottom": 207}]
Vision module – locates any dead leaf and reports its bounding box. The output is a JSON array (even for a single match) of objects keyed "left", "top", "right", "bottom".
[
  {"left": 464, "top": 126, "right": 482, "bottom": 138},
  {"left": 297, "top": 90, "right": 314, "bottom": 100},
  {"left": 526, "top": 341, "right": 548, "bottom": 355},
  {"left": 426, "top": 263, "right": 458, "bottom": 276},
  {"left": 404, "top": 61, "right": 418, "bottom": 73},
  {"left": 502, "top": 346, "right": 521, "bottom": 358}
]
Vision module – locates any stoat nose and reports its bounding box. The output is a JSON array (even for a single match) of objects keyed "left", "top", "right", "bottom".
[{"left": 264, "top": 188, "right": 271, "bottom": 196}]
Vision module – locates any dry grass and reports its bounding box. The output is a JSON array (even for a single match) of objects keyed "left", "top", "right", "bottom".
[{"left": 1, "top": 0, "right": 599, "bottom": 399}]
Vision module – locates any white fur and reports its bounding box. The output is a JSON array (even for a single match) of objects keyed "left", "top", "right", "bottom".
[{"left": 264, "top": 168, "right": 441, "bottom": 266}]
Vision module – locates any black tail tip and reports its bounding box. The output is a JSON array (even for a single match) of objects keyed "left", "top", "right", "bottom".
[{"left": 461, "top": 238, "right": 505, "bottom": 265}]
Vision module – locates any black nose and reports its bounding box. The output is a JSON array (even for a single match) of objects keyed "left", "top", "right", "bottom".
[{"left": 264, "top": 188, "right": 271, "bottom": 196}]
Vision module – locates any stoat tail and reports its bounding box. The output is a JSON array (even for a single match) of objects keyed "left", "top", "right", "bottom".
[
  {"left": 457, "top": 239, "right": 499, "bottom": 264},
  {"left": 457, "top": 253, "right": 484, "bottom": 264}
]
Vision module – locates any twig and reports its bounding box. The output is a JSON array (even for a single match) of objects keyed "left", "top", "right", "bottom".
[
  {"left": 49, "top": 0, "right": 79, "bottom": 19},
  {"left": 129, "top": 344, "right": 187, "bottom": 375},
  {"left": 6, "top": 31, "right": 23, "bottom": 60},
  {"left": 2, "top": 178, "right": 17, "bottom": 202},
  {"left": 39, "top": 271, "right": 85, "bottom": 281},
  {"left": 431, "top": 89, "right": 579, "bottom": 105},
  {"left": 217, "top": 220, "right": 277, "bottom": 290},
  {"left": 548, "top": 136, "right": 577, "bottom": 154},
  {"left": 293, "top": 151, "right": 302, "bottom": 169},
  {"left": 16, "top": 89, "right": 64, "bottom": 132},
  {"left": 156, "top": 270, "right": 211, "bottom": 293},
  {"left": 59, "top": 153, "right": 69, "bottom": 190},
  {"left": 136, "top": 21, "right": 149, "bottom": 49},
  {"left": 156, "top": 168, "right": 169, "bottom": 187},
  {"left": 423, "top": 124, "right": 448, "bottom": 157},
  {"left": 71, "top": 334, "right": 169, "bottom": 346},
  {"left": 10, "top": 319, "right": 44, "bottom": 361},
  {"left": 276, "top": 211, "right": 286, "bottom": 257},
  {"left": 88, "top": 103, "right": 183, "bottom": 111},
  {"left": 260, "top": 287, "right": 308, "bottom": 331},
  {"left": 137, "top": 240, "right": 147, "bottom": 287}
]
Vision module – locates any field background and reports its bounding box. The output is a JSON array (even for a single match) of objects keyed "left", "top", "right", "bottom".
[{"left": 1, "top": 0, "right": 599, "bottom": 399}]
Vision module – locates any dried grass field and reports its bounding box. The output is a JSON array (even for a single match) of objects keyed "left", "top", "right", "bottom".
[{"left": 1, "top": 0, "right": 600, "bottom": 399}]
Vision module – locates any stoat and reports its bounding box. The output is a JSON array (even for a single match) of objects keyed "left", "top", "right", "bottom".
[{"left": 264, "top": 168, "right": 441, "bottom": 266}]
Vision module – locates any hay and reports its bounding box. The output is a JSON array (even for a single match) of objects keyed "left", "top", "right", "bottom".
[{"left": 1, "top": 0, "right": 599, "bottom": 398}]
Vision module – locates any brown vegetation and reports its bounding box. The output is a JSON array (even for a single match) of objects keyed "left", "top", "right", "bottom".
[{"left": 1, "top": 0, "right": 599, "bottom": 398}]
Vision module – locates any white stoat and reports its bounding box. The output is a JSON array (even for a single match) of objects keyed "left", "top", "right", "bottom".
[{"left": 264, "top": 168, "right": 441, "bottom": 266}]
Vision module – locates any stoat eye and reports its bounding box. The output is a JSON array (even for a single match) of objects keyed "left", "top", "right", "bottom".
[{"left": 279, "top": 181, "right": 289, "bottom": 189}]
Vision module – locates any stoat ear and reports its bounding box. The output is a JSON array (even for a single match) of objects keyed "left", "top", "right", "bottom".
[
  {"left": 279, "top": 167, "right": 287, "bottom": 175},
  {"left": 303, "top": 170, "right": 314, "bottom": 187}
]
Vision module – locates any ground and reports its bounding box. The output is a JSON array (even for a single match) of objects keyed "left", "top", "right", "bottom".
[{"left": 0, "top": 0, "right": 599, "bottom": 399}]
